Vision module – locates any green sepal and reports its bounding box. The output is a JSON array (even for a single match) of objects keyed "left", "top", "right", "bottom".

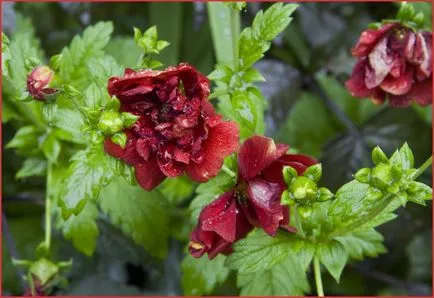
[
  {"left": 281, "top": 189, "right": 295, "bottom": 206},
  {"left": 121, "top": 112, "right": 140, "bottom": 128},
  {"left": 289, "top": 176, "right": 317, "bottom": 200},
  {"left": 372, "top": 146, "right": 389, "bottom": 165},
  {"left": 98, "top": 110, "right": 123, "bottom": 136},
  {"left": 106, "top": 96, "right": 121, "bottom": 111},
  {"left": 283, "top": 166, "right": 298, "bottom": 186},
  {"left": 317, "top": 187, "right": 334, "bottom": 202},
  {"left": 49, "top": 54, "right": 62, "bottom": 71},
  {"left": 29, "top": 258, "right": 59, "bottom": 285},
  {"left": 111, "top": 133, "right": 127, "bottom": 148},
  {"left": 303, "top": 163, "right": 322, "bottom": 182},
  {"left": 354, "top": 168, "right": 371, "bottom": 184},
  {"left": 24, "top": 56, "right": 40, "bottom": 71}
]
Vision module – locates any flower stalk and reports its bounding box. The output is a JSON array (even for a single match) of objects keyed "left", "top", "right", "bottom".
[{"left": 314, "top": 256, "right": 324, "bottom": 297}]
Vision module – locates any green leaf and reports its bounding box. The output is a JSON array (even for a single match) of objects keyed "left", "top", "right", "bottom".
[
  {"left": 60, "top": 202, "right": 99, "bottom": 256},
  {"left": 241, "top": 68, "right": 266, "bottom": 83},
  {"left": 316, "top": 240, "right": 348, "bottom": 282},
  {"left": 335, "top": 229, "right": 387, "bottom": 261},
  {"left": 189, "top": 172, "right": 235, "bottom": 222},
  {"left": 231, "top": 91, "right": 257, "bottom": 132},
  {"left": 226, "top": 229, "right": 302, "bottom": 273},
  {"left": 99, "top": 177, "right": 170, "bottom": 259},
  {"left": 40, "top": 132, "right": 61, "bottom": 163},
  {"left": 405, "top": 181, "right": 432, "bottom": 206},
  {"left": 59, "top": 144, "right": 115, "bottom": 219},
  {"left": 105, "top": 36, "right": 142, "bottom": 68},
  {"left": 237, "top": 253, "right": 310, "bottom": 296},
  {"left": 159, "top": 176, "right": 196, "bottom": 204},
  {"left": 207, "top": 2, "right": 239, "bottom": 65},
  {"left": 6, "top": 125, "right": 40, "bottom": 155},
  {"left": 16, "top": 157, "right": 47, "bottom": 179},
  {"left": 181, "top": 254, "right": 230, "bottom": 296},
  {"left": 53, "top": 108, "right": 85, "bottom": 144}
]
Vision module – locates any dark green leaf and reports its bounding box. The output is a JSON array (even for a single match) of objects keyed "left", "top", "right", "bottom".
[
  {"left": 317, "top": 240, "right": 348, "bottom": 282},
  {"left": 335, "top": 229, "right": 387, "bottom": 261}
]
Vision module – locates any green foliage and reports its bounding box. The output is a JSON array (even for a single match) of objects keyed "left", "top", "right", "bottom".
[
  {"left": 316, "top": 240, "right": 347, "bottom": 282},
  {"left": 58, "top": 144, "right": 115, "bottom": 219},
  {"left": 60, "top": 202, "right": 99, "bottom": 256},
  {"left": 159, "top": 176, "right": 196, "bottom": 205},
  {"left": 99, "top": 177, "right": 170, "bottom": 259},
  {"left": 237, "top": 254, "right": 310, "bottom": 296},
  {"left": 181, "top": 254, "right": 230, "bottom": 296},
  {"left": 15, "top": 157, "right": 47, "bottom": 179}
]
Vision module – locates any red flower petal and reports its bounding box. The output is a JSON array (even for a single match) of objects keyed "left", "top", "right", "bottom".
[
  {"left": 186, "top": 121, "right": 239, "bottom": 182},
  {"left": 380, "top": 68, "right": 414, "bottom": 95},
  {"left": 246, "top": 178, "right": 283, "bottom": 236},
  {"left": 371, "top": 88, "right": 386, "bottom": 105},
  {"left": 414, "top": 32, "right": 432, "bottom": 79},
  {"left": 238, "top": 135, "right": 288, "bottom": 180},
  {"left": 345, "top": 59, "right": 374, "bottom": 98},
  {"left": 365, "top": 36, "right": 394, "bottom": 88},
  {"left": 390, "top": 79, "right": 432, "bottom": 107},
  {"left": 104, "top": 139, "right": 125, "bottom": 160},
  {"left": 351, "top": 23, "right": 397, "bottom": 57},
  {"left": 134, "top": 157, "right": 166, "bottom": 190}
]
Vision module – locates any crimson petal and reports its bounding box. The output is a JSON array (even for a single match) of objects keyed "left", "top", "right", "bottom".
[
  {"left": 345, "top": 59, "right": 374, "bottom": 98},
  {"left": 351, "top": 23, "right": 398, "bottom": 57},
  {"left": 134, "top": 157, "right": 166, "bottom": 190},
  {"left": 380, "top": 68, "right": 414, "bottom": 95}
]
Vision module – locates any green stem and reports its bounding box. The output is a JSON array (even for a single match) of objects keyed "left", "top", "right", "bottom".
[
  {"left": 410, "top": 156, "right": 432, "bottom": 180},
  {"left": 314, "top": 257, "right": 324, "bottom": 297},
  {"left": 44, "top": 162, "right": 53, "bottom": 253},
  {"left": 230, "top": 8, "right": 239, "bottom": 70},
  {"left": 222, "top": 164, "right": 236, "bottom": 178}
]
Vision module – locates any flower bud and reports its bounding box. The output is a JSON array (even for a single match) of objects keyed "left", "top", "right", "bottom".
[
  {"left": 26, "top": 66, "right": 58, "bottom": 101},
  {"left": 283, "top": 166, "right": 298, "bottom": 186},
  {"left": 372, "top": 146, "right": 389, "bottom": 165},
  {"left": 98, "top": 111, "right": 124, "bottom": 136},
  {"left": 281, "top": 190, "right": 295, "bottom": 206},
  {"left": 298, "top": 205, "right": 312, "bottom": 219},
  {"left": 111, "top": 132, "right": 127, "bottom": 148},
  {"left": 317, "top": 187, "right": 334, "bottom": 202},
  {"left": 289, "top": 176, "right": 317, "bottom": 200},
  {"left": 354, "top": 168, "right": 371, "bottom": 184},
  {"left": 371, "top": 164, "right": 395, "bottom": 190},
  {"left": 29, "top": 258, "right": 59, "bottom": 286},
  {"left": 121, "top": 112, "right": 140, "bottom": 128},
  {"left": 303, "top": 163, "right": 322, "bottom": 182}
]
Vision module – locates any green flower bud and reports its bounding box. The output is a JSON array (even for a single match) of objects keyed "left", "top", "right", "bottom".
[
  {"left": 354, "top": 168, "right": 371, "bottom": 184},
  {"left": 283, "top": 166, "right": 298, "bottom": 186},
  {"left": 281, "top": 190, "right": 295, "bottom": 206},
  {"left": 111, "top": 132, "right": 127, "bottom": 148},
  {"left": 106, "top": 96, "right": 121, "bottom": 111},
  {"left": 98, "top": 111, "right": 124, "bottom": 135},
  {"left": 397, "top": 2, "right": 415, "bottom": 21},
  {"left": 387, "top": 182, "right": 401, "bottom": 194},
  {"left": 372, "top": 146, "right": 389, "bottom": 165},
  {"left": 49, "top": 54, "right": 62, "bottom": 71},
  {"left": 371, "top": 164, "right": 395, "bottom": 190},
  {"left": 289, "top": 176, "right": 317, "bottom": 200},
  {"left": 317, "top": 187, "right": 334, "bottom": 202},
  {"left": 121, "top": 112, "right": 140, "bottom": 128},
  {"left": 303, "top": 163, "right": 322, "bottom": 182},
  {"left": 298, "top": 205, "right": 312, "bottom": 219},
  {"left": 30, "top": 258, "right": 59, "bottom": 285},
  {"left": 413, "top": 12, "right": 425, "bottom": 28}
]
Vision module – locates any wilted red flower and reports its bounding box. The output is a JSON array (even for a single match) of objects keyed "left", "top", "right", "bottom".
[
  {"left": 189, "top": 191, "right": 253, "bottom": 259},
  {"left": 26, "top": 66, "right": 57, "bottom": 101},
  {"left": 104, "top": 63, "right": 239, "bottom": 190},
  {"left": 346, "top": 23, "right": 432, "bottom": 107},
  {"left": 189, "top": 136, "right": 317, "bottom": 259}
]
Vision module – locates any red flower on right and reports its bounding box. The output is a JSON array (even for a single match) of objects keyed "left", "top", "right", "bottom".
[{"left": 346, "top": 22, "right": 432, "bottom": 107}]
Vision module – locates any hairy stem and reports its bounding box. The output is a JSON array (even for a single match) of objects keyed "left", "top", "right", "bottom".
[
  {"left": 314, "top": 256, "right": 324, "bottom": 297},
  {"left": 410, "top": 156, "right": 432, "bottom": 180},
  {"left": 45, "top": 162, "right": 53, "bottom": 252},
  {"left": 230, "top": 8, "right": 239, "bottom": 70},
  {"left": 222, "top": 164, "right": 237, "bottom": 178}
]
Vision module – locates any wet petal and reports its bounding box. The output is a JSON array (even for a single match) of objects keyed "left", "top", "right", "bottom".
[
  {"left": 365, "top": 36, "right": 394, "bottom": 88},
  {"left": 345, "top": 59, "right": 374, "bottom": 98},
  {"left": 238, "top": 136, "right": 288, "bottom": 180},
  {"left": 390, "top": 80, "right": 432, "bottom": 107},
  {"left": 351, "top": 23, "right": 397, "bottom": 57},
  {"left": 380, "top": 68, "right": 414, "bottom": 95},
  {"left": 134, "top": 157, "right": 166, "bottom": 190},
  {"left": 187, "top": 121, "right": 239, "bottom": 182}
]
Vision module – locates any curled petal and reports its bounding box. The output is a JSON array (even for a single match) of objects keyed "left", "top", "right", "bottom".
[
  {"left": 238, "top": 135, "right": 288, "bottom": 180},
  {"left": 186, "top": 121, "right": 239, "bottom": 182},
  {"left": 345, "top": 59, "right": 373, "bottom": 98},
  {"left": 351, "top": 23, "right": 398, "bottom": 57},
  {"left": 371, "top": 88, "right": 386, "bottom": 105},
  {"left": 389, "top": 79, "right": 432, "bottom": 107},
  {"left": 380, "top": 68, "right": 414, "bottom": 95},
  {"left": 365, "top": 36, "right": 394, "bottom": 88}
]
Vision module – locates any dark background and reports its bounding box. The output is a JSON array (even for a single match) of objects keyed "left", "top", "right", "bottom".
[{"left": 2, "top": 2, "right": 432, "bottom": 296}]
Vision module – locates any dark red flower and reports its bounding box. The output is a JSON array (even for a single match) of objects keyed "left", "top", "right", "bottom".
[
  {"left": 26, "top": 66, "right": 57, "bottom": 101},
  {"left": 346, "top": 23, "right": 432, "bottom": 107},
  {"left": 189, "top": 191, "right": 253, "bottom": 259},
  {"left": 104, "top": 63, "right": 239, "bottom": 190},
  {"left": 189, "top": 136, "right": 317, "bottom": 259}
]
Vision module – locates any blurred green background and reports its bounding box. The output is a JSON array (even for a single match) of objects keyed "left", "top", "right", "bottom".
[{"left": 2, "top": 2, "right": 432, "bottom": 296}]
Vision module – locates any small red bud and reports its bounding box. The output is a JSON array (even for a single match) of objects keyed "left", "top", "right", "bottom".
[{"left": 26, "top": 66, "right": 57, "bottom": 101}]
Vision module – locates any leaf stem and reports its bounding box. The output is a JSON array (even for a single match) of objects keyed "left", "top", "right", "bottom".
[
  {"left": 222, "top": 164, "right": 236, "bottom": 178},
  {"left": 230, "top": 8, "right": 239, "bottom": 70},
  {"left": 314, "top": 256, "right": 324, "bottom": 297},
  {"left": 410, "top": 155, "right": 432, "bottom": 180},
  {"left": 45, "top": 162, "right": 53, "bottom": 252}
]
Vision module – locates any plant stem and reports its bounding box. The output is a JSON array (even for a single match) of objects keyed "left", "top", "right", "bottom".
[
  {"left": 45, "top": 162, "right": 53, "bottom": 252},
  {"left": 230, "top": 8, "right": 239, "bottom": 70},
  {"left": 411, "top": 156, "right": 432, "bottom": 180},
  {"left": 314, "top": 256, "right": 324, "bottom": 297},
  {"left": 222, "top": 164, "right": 236, "bottom": 178}
]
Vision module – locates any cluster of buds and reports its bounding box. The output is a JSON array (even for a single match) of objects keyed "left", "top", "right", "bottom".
[{"left": 281, "top": 163, "right": 334, "bottom": 218}]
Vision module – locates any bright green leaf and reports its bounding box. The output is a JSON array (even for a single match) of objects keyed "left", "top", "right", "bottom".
[
  {"left": 16, "top": 157, "right": 47, "bottom": 179},
  {"left": 317, "top": 240, "right": 348, "bottom": 282}
]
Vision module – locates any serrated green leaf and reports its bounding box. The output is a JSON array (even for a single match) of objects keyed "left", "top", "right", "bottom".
[
  {"left": 237, "top": 253, "right": 310, "bottom": 296},
  {"left": 242, "top": 68, "right": 266, "bottom": 83},
  {"left": 231, "top": 91, "right": 257, "bottom": 132},
  {"left": 226, "top": 229, "right": 303, "bottom": 273},
  {"left": 41, "top": 132, "right": 61, "bottom": 163},
  {"left": 160, "top": 175, "right": 196, "bottom": 204},
  {"left": 59, "top": 144, "right": 114, "bottom": 219},
  {"left": 6, "top": 125, "right": 40, "bottom": 154},
  {"left": 317, "top": 240, "right": 348, "bottom": 282},
  {"left": 61, "top": 202, "right": 99, "bottom": 256},
  {"left": 53, "top": 108, "right": 85, "bottom": 144},
  {"left": 99, "top": 177, "right": 170, "bottom": 259},
  {"left": 335, "top": 229, "right": 387, "bottom": 261},
  {"left": 181, "top": 254, "right": 230, "bottom": 296},
  {"left": 16, "top": 157, "right": 47, "bottom": 179},
  {"left": 106, "top": 36, "right": 142, "bottom": 68}
]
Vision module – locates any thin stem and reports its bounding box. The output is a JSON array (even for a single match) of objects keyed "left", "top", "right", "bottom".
[
  {"left": 230, "top": 8, "right": 239, "bottom": 70},
  {"left": 221, "top": 164, "right": 236, "bottom": 178},
  {"left": 411, "top": 156, "right": 432, "bottom": 180},
  {"left": 314, "top": 256, "right": 324, "bottom": 297},
  {"left": 44, "top": 162, "right": 53, "bottom": 253}
]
